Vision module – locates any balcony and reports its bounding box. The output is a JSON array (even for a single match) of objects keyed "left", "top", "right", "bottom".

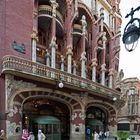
[
  {"left": 38, "top": 5, "right": 64, "bottom": 28},
  {"left": 73, "top": 24, "right": 88, "bottom": 39},
  {"left": 2, "top": 55, "right": 121, "bottom": 99}
]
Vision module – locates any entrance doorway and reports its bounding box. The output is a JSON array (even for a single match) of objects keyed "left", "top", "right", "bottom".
[
  {"left": 22, "top": 97, "right": 70, "bottom": 140},
  {"left": 85, "top": 106, "right": 107, "bottom": 139}
]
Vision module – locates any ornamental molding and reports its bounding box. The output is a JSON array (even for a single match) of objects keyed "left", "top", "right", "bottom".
[
  {"left": 7, "top": 121, "right": 22, "bottom": 136},
  {"left": 5, "top": 74, "right": 36, "bottom": 104}
]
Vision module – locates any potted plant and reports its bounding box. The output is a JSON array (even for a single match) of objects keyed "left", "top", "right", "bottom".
[{"left": 117, "top": 131, "right": 130, "bottom": 140}]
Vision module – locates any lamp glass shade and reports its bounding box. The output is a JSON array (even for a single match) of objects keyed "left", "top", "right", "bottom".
[{"left": 123, "top": 24, "right": 140, "bottom": 52}]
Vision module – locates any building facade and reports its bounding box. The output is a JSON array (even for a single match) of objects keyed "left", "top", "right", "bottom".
[
  {"left": 117, "top": 77, "right": 140, "bottom": 139},
  {"left": 0, "top": 0, "right": 123, "bottom": 140}
]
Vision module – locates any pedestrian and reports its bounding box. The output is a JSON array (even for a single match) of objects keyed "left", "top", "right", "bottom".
[
  {"left": 99, "top": 130, "right": 104, "bottom": 140},
  {"left": 93, "top": 130, "right": 99, "bottom": 140},
  {"left": 22, "top": 129, "right": 29, "bottom": 140},
  {"left": 104, "top": 129, "right": 109, "bottom": 140},
  {"left": 38, "top": 129, "right": 46, "bottom": 140},
  {"left": 28, "top": 132, "right": 35, "bottom": 140},
  {"left": 0, "top": 130, "right": 7, "bottom": 140}
]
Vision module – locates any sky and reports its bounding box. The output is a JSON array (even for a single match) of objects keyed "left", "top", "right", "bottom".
[{"left": 119, "top": 0, "right": 140, "bottom": 79}]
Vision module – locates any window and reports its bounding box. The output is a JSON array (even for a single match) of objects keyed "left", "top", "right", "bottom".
[
  {"left": 128, "top": 88, "right": 139, "bottom": 116},
  {"left": 117, "top": 123, "right": 130, "bottom": 131}
]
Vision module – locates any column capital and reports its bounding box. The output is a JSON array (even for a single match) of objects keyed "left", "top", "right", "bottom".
[
  {"left": 109, "top": 68, "right": 114, "bottom": 76},
  {"left": 101, "top": 64, "right": 106, "bottom": 71},
  {"left": 102, "top": 32, "right": 107, "bottom": 42},
  {"left": 49, "top": 37, "right": 58, "bottom": 49},
  {"left": 91, "top": 58, "right": 97, "bottom": 67},
  {"left": 66, "top": 46, "right": 73, "bottom": 55},
  {"left": 31, "top": 29, "right": 38, "bottom": 41},
  {"left": 50, "top": 0, "right": 58, "bottom": 17},
  {"left": 80, "top": 52, "right": 87, "bottom": 61},
  {"left": 33, "top": 10, "right": 38, "bottom": 19}
]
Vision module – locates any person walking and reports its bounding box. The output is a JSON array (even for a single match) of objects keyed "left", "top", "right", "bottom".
[
  {"left": 0, "top": 130, "right": 7, "bottom": 140},
  {"left": 28, "top": 132, "right": 35, "bottom": 140},
  {"left": 93, "top": 131, "right": 99, "bottom": 140},
  {"left": 38, "top": 130, "right": 46, "bottom": 140}
]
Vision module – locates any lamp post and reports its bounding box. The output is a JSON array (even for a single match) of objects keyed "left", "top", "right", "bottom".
[{"left": 122, "top": 6, "right": 140, "bottom": 52}]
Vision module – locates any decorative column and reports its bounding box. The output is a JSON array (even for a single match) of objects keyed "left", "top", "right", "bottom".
[
  {"left": 91, "top": 0, "right": 97, "bottom": 14},
  {"left": 45, "top": 49, "right": 50, "bottom": 67},
  {"left": 109, "top": 69, "right": 114, "bottom": 88},
  {"left": 80, "top": 52, "right": 87, "bottom": 78},
  {"left": 91, "top": 58, "right": 97, "bottom": 82},
  {"left": 80, "top": 15, "right": 87, "bottom": 78},
  {"left": 31, "top": 29, "right": 38, "bottom": 62},
  {"left": 101, "top": 32, "right": 107, "bottom": 85},
  {"left": 66, "top": 47, "right": 73, "bottom": 73},
  {"left": 31, "top": 0, "right": 38, "bottom": 62},
  {"left": 50, "top": 0, "right": 58, "bottom": 39},
  {"left": 50, "top": 38, "right": 57, "bottom": 68},
  {"left": 73, "top": 60, "right": 77, "bottom": 75},
  {"left": 109, "top": 9, "right": 113, "bottom": 30},
  {"left": 60, "top": 55, "right": 64, "bottom": 71},
  {"left": 70, "top": 110, "right": 85, "bottom": 140},
  {"left": 100, "top": 8, "right": 104, "bottom": 32}
]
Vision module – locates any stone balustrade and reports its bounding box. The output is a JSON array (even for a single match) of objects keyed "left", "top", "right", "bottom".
[{"left": 2, "top": 55, "right": 121, "bottom": 99}]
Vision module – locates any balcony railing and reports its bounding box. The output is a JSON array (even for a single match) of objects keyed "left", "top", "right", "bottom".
[
  {"left": 38, "top": 5, "right": 64, "bottom": 26},
  {"left": 73, "top": 24, "right": 88, "bottom": 39},
  {"left": 2, "top": 55, "right": 121, "bottom": 99}
]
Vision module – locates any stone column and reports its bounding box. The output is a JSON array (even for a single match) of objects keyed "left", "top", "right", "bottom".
[
  {"left": 100, "top": 8, "right": 104, "bottom": 32},
  {"left": 80, "top": 52, "right": 87, "bottom": 78},
  {"left": 80, "top": 15, "right": 87, "bottom": 78},
  {"left": 109, "top": 9, "right": 113, "bottom": 30},
  {"left": 73, "top": 61, "right": 77, "bottom": 75},
  {"left": 50, "top": 38, "right": 57, "bottom": 68},
  {"left": 50, "top": 0, "right": 58, "bottom": 39},
  {"left": 60, "top": 55, "right": 64, "bottom": 71},
  {"left": 91, "top": 58, "right": 97, "bottom": 82},
  {"left": 45, "top": 49, "right": 50, "bottom": 67},
  {"left": 31, "top": 29, "right": 38, "bottom": 62},
  {"left": 109, "top": 69, "right": 114, "bottom": 88},
  {"left": 70, "top": 111, "right": 85, "bottom": 140},
  {"left": 101, "top": 32, "right": 107, "bottom": 86},
  {"left": 66, "top": 47, "right": 73, "bottom": 73}
]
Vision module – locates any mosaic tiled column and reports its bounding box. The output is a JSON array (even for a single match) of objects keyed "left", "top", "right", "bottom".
[
  {"left": 91, "top": 58, "right": 97, "bottom": 82},
  {"left": 66, "top": 47, "right": 73, "bottom": 73},
  {"left": 80, "top": 52, "right": 87, "bottom": 78},
  {"left": 60, "top": 55, "right": 64, "bottom": 71},
  {"left": 109, "top": 69, "right": 114, "bottom": 88},
  {"left": 101, "top": 32, "right": 107, "bottom": 85},
  {"left": 31, "top": 29, "right": 38, "bottom": 62},
  {"left": 80, "top": 15, "right": 87, "bottom": 78},
  {"left": 50, "top": 38, "right": 57, "bottom": 68},
  {"left": 45, "top": 49, "right": 50, "bottom": 67},
  {"left": 73, "top": 60, "right": 77, "bottom": 75}
]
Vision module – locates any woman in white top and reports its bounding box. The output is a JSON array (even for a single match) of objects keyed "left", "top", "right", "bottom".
[{"left": 37, "top": 130, "right": 46, "bottom": 140}]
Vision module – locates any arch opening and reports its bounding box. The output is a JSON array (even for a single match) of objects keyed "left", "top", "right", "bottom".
[
  {"left": 22, "top": 97, "right": 70, "bottom": 140},
  {"left": 85, "top": 106, "right": 108, "bottom": 138}
]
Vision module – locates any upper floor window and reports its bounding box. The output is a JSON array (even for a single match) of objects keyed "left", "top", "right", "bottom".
[{"left": 128, "top": 88, "right": 138, "bottom": 116}]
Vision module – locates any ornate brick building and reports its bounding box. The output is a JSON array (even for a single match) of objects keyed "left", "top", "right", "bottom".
[
  {"left": 117, "top": 77, "right": 140, "bottom": 139},
  {"left": 0, "top": 0, "right": 123, "bottom": 139}
]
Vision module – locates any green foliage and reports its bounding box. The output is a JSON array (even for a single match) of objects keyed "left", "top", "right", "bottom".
[{"left": 117, "top": 131, "right": 130, "bottom": 140}]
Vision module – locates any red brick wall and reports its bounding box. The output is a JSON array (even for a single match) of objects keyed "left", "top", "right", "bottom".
[{"left": 5, "top": 0, "right": 34, "bottom": 60}]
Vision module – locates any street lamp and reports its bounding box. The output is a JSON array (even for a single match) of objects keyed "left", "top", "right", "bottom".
[{"left": 122, "top": 6, "right": 140, "bottom": 52}]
